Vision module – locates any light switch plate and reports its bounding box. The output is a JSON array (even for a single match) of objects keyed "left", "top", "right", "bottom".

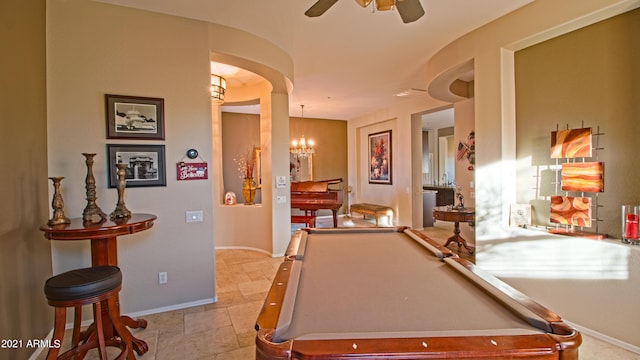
[{"left": 186, "top": 210, "right": 203, "bottom": 223}]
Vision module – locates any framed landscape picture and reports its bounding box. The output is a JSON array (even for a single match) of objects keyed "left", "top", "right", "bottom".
[
  {"left": 105, "top": 94, "right": 165, "bottom": 140},
  {"left": 368, "top": 130, "right": 392, "bottom": 185},
  {"left": 107, "top": 144, "right": 166, "bottom": 188}
]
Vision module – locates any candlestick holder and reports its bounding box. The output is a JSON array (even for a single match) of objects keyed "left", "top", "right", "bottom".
[
  {"left": 48, "top": 177, "right": 71, "bottom": 226},
  {"left": 622, "top": 205, "right": 639, "bottom": 245},
  {"left": 82, "top": 153, "right": 107, "bottom": 223},
  {"left": 110, "top": 163, "right": 132, "bottom": 219}
]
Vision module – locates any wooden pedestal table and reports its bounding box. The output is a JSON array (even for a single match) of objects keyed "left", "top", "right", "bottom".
[
  {"left": 40, "top": 213, "right": 157, "bottom": 359},
  {"left": 432, "top": 206, "right": 475, "bottom": 254}
]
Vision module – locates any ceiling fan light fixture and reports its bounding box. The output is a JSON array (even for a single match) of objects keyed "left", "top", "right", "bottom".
[
  {"left": 305, "top": 0, "right": 424, "bottom": 23},
  {"left": 376, "top": 0, "right": 396, "bottom": 11}
]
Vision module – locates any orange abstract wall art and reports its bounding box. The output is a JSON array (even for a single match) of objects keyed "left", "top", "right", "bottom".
[
  {"left": 550, "top": 128, "right": 592, "bottom": 158},
  {"left": 561, "top": 162, "right": 604, "bottom": 192},
  {"left": 550, "top": 195, "right": 592, "bottom": 227}
]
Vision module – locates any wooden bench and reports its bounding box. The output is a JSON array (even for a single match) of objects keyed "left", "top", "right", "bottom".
[
  {"left": 350, "top": 203, "right": 394, "bottom": 227},
  {"left": 291, "top": 215, "right": 316, "bottom": 228}
]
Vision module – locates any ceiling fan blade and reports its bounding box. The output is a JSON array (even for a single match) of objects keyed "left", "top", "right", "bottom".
[
  {"left": 305, "top": 0, "right": 340, "bottom": 17},
  {"left": 395, "top": 0, "right": 425, "bottom": 23},
  {"left": 355, "top": 0, "right": 373, "bottom": 7}
]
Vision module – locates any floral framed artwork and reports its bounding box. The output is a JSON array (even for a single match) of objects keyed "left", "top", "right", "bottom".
[
  {"left": 368, "top": 130, "right": 392, "bottom": 184},
  {"left": 105, "top": 94, "right": 165, "bottom": 140},
  {"left": 106, "top": 144, "right": 166, "bottom": 188}
]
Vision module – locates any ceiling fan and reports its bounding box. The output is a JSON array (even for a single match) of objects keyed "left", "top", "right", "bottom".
[{"left": 305, "top": 0, "right": 425, "bottom": 23}]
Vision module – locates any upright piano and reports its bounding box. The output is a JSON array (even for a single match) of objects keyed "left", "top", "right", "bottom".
[{"left": 291, "top": 178, "right": 344, "bottom": 227}]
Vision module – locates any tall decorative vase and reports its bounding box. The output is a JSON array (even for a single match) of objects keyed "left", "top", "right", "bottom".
[
  {"left": 110, "top": 163, "right": 132, "bottom": 219},
  {"left": 622, "top": 205, "right": 640, "bottom": 245},
  {"left": 242, "top": 177, "right": 256, "bottom": 205},
  {"left": 48, "top": 177, "right": 71, "bottom": 226},
  {"left": 82, "top": 153, "right": 107, "bottom": 223}
]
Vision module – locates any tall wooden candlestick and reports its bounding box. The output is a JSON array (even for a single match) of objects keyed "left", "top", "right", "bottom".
[
  {"left": 82, "top": 153, "right": 107, "bottom": 223},
  {"left": 48, "top": 177, "right": 71, "bottom": 226},
  {"left": 110, "top": 163, "right": 132, "bottom": 219}
]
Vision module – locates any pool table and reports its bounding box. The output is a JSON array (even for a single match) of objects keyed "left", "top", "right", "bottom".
[{"left": 255, "top": 227, "right": 581, "bottom": 359}]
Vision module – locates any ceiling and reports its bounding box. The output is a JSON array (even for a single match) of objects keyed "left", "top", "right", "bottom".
[{"left": 96, "top": 0, "right": 533, "bottom": 120}]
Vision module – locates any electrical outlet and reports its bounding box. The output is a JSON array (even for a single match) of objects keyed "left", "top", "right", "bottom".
[{"left": 158, "top": 272, "right": 168, "bottom": 284}]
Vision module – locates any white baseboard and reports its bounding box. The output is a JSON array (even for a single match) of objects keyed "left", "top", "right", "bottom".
[
  {"left": 566, "top": 320, "right": 640, "bottom": 354},
  {"left": 126, "top": 297, "right": 217, "bottom": 318},
  {"left": 215, "top": 245, "right": 277, "bottom": 257}
]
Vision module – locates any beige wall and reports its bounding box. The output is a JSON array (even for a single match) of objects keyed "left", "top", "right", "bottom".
[
  {"left": 220, "top": 112, "right": 347, "bottom": 216},
  {"left": 454, "top": 98, "right": 475, "bottom": 242},
  {"left": 515, "top": 8, "right": 640, "bottom": 238},
  {"left": 290, "top": 116, "right": 348, "bottom": 186},
  {"left": 348, "top": 96, "right": 450, "bottom": 227},
  {"left": 221, "top": 112, "right": 262, "bottom": 204},
  {"left": 47, "top": 0, "right": 295, "bottom": 316},
  {"left": 7, "top": 0, "right": 639, "bottom": 354},
  {"left": 47, "top": 0, "right": 217, "bottom": 314},
  {"left": 0, "top": 0, "right": 53, "bottom": 358},
  {"left": 423, "top": 0, "right": 640, "bottom": 350}
]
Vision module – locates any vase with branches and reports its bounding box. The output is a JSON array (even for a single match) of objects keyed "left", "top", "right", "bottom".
[{"left": 234, "top": 146, "right": 257, "bottom": 205}]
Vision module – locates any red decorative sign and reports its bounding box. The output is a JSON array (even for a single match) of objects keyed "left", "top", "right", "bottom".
[{"left": 176, "top": 162, "right": 208, "bottom": 180}]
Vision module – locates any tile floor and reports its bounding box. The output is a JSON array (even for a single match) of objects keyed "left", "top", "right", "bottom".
[{"left": 37, "top": 216, "right": 638, "bottom": 359}]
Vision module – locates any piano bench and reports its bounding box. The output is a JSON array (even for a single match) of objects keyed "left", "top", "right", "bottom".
[
  {"left": 350, "top": 203, "right": 394, "bottom": 227},
  {"left": 291, "top": 215, "right": 316, "bottom": 228}
]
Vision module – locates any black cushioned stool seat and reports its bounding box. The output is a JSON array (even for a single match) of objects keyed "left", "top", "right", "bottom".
[
  {"left": 44, "top": 266, "right": 129, "bottom": 360},
  {"left": 45, "top": 266, "right": 122, "bottom": 301}
]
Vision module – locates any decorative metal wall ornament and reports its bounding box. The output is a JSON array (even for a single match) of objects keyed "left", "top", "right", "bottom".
[
  {"left": 456, "top": 131, "right": 475, "bottom": 171},
  {"left": 48, "top": 177, "right": 71, "bottom": 226},
  {"left": 82, "top": 153, "right": 107, "bottom": 223}
]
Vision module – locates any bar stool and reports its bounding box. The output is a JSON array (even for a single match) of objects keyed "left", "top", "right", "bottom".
[{"left": 44, "top": 266, "right": 129, "bottom": 360}]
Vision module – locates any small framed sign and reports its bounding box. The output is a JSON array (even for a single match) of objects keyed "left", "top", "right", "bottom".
[{"left": 177, "top": 162, "right": 208, "bottom": 181}]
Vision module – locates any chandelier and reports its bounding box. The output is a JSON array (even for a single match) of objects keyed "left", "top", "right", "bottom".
[{"left": 290, "top": 105, "right": 315, "bottom": 158}]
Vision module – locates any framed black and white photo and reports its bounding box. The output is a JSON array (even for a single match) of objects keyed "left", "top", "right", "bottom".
[
  {"left": 105, "top": 94, "right": 165, "bottom": 140},
  {"left": 107, "top": 144, "right": 166, "bottom": 188}
]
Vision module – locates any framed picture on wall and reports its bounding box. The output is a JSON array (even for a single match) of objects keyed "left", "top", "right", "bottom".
[
  {"left": 106, "top": 144, "right": 166, "bottom": 188},
  {"left": 368, "top": 130, "right": 392, "bottom": 185},
  {"left": 105, "top": 94, "right": 165, "bottom": 140}
]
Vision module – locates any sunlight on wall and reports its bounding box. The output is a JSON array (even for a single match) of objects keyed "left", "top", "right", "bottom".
[
  {"left": 477, "top": 227, "right": 629, "bottom": 280},
  {"left": 475, "top": 159, "right": 515, "bottom": 235}
]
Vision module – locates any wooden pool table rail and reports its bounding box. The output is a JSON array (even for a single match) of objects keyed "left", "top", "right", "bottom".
[
  {"left": 255, "top": 228, "right": 581, "bottom": 360},
  {"left": 257, "top": 329, "right": 581, "bottom": 359}
]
